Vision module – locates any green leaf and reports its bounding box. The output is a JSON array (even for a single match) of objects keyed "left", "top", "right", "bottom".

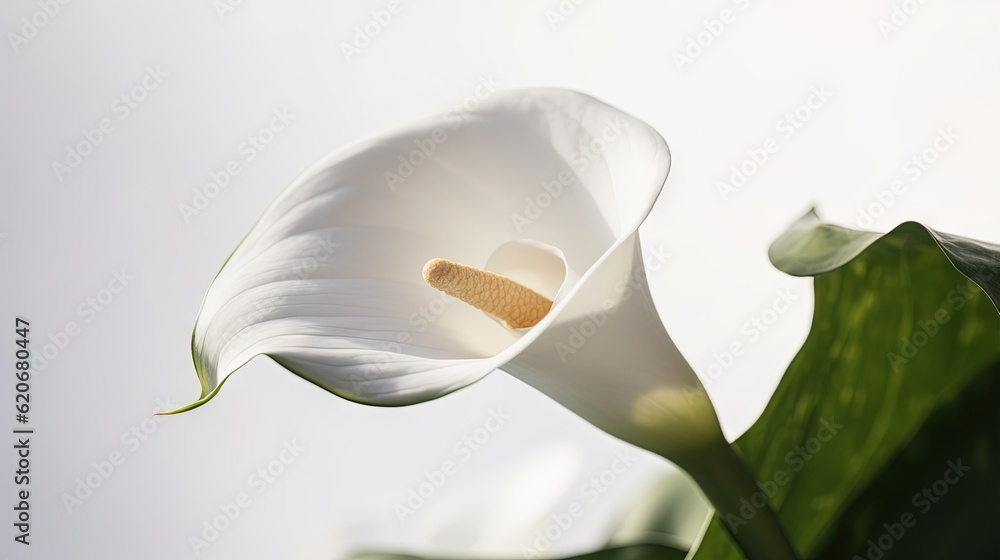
[
  {"left": 815, "top": 361, "right": 999, "bottom": 559},
  {"left": 691, "top": 210, "right": 1000, "bottom": 559}
]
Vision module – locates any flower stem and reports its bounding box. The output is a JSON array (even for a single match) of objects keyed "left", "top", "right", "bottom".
[{"left": 679, "top": 442, "right": 799, "bottom": 560}]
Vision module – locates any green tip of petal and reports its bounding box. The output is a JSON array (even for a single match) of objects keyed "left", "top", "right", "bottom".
[{"left": 156, "top": 371, "right": 235, "bottom": 416}]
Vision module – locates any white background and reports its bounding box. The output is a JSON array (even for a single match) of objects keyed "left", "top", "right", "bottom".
[{"left": 2, "top": 1, "right": 999, "bottom": 559}]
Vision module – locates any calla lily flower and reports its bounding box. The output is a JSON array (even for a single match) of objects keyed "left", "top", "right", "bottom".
[{"left": 170, "top": 88, "right": 796, "bottom": 559}]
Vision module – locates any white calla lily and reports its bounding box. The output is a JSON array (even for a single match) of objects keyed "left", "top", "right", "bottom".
[
  {"left": 177, "top": 88, "right": 700, "bottom": 445},
  {"left": 169, "top": 89, "right": 796, "bottom": 559}
]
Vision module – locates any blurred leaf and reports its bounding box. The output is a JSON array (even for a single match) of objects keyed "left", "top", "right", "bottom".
[
  {"left": 350, "top": 543, "right": 688, "bottom": 560},
  {"left": 691, "top": 211, "right": 1000, "bottom": 559},
  {"left": 609, "top": 470, "right": 710, "bottom": 550},
  {"left": 348, "top": 471, "right": 707, "bottom": 560}
]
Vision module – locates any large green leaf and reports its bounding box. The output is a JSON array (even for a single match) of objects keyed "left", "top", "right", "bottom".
[{"left": 690, "top": 211, "right": 1000, "bottom": 559}]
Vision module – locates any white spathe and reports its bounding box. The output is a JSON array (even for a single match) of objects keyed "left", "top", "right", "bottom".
[{"left": 178, "top": 88, "right": 723, "bottom": 461}]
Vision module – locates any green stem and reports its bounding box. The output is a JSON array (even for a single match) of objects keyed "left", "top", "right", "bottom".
[{"left": 679, "top": 442, "right": 799, "bottom": 560}]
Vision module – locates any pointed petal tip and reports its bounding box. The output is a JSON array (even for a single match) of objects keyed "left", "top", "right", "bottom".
[
  {"left": 157, "top": 372, "right": 234, "bottom": 416},
  {"left": 155, "top": 396, "right": 212, "bottom": 416}
]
